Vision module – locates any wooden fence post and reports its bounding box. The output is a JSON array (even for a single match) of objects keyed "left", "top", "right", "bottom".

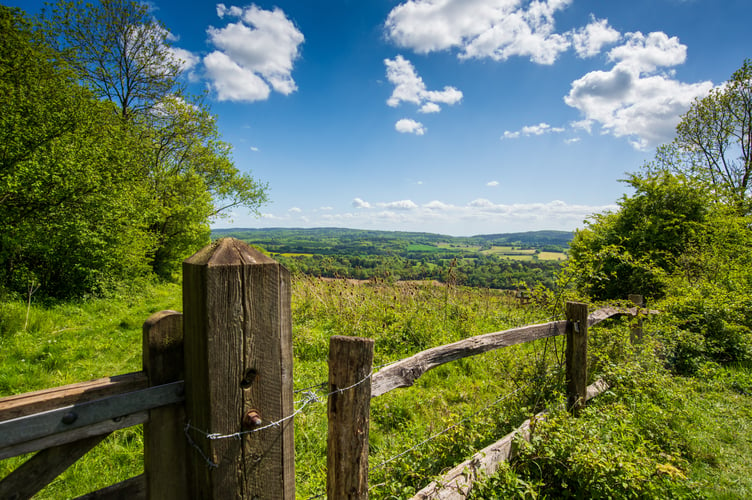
[
  {"left": 143, "top": 310, "right": 186, "bottom": 500},
  {"left": 182, "top": 238, "right": 294, "bottom": 499},
  {"left": 565, "top": 302, "right": 588, "bottom": 414},
  {"left": 327, "top": 335, "right": 374, "bottom": 499},
  {"left": 629, "top": 294, "right": 644, "bottom": 343}
]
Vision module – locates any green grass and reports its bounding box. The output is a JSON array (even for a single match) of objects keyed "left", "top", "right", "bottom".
[
  {"left": 538, "top": 251, "right": 568, "bottom": 261},
  {"left": 406, "top": 243, "right": 443, "bottom": 252},
  {"left": 2, "top": 279, "right": 752, "bottom": 498},
  {"left": 0, "top": 280, "right": 181, "bottom": 498}
]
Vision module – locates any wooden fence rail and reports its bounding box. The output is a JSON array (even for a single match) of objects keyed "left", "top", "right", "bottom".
[
  {"left": 330, "top": 299, "right": 652, "bottom": 498},
  {"left": 0, "top": 238, "right": 651, "bottom": 499}
]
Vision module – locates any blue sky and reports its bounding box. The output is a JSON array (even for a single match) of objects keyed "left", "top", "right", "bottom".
[{"left": 10, "top": 0, "right": 752, "bottom": 235}]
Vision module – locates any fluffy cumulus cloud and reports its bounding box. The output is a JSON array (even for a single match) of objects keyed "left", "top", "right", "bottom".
[
  {"left": 395, "top": 118, "right": 427, "bottom": 135},
  {"left": 385, "top": 55, "right": 463, "bottom": 112},
  {"left": 385, "top": 0, "right": 621, "bottom": 65},
  {"left": 572, "top": 17, "right": 621, "bottom": 58},
  {"left": 352, "top": 198, "right": 372, "bottom": 209},
  {"left": 203, "top": 4, "right": 304, "bottom": 102},
  {"left": 565, "top": 31, "right": 713, "bottom": 149},
  {"left": 169, "top": 46, "right": 200, "bottom": 73},
  {"left": 502, "top": 122, "right": 564, "bottom": 139}
]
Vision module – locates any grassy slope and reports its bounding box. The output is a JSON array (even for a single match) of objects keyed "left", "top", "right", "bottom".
[{"left": 1, "top": 280, "right": 750, "bottom": 498}]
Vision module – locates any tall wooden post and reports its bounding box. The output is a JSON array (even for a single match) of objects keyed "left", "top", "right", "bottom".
[
  {"left": 629, "top": 294, "right": 644, "bottom": 343},
  {"left": 327, "top": 336, "right": 374, "bottom": 499},
  {"left": 143, "top": 310, "right": 186, "bottom": 500},
  {"left": 565, "top": 302, "right": 588, "bottom": 414},
  {"left": 183, "top": 238, "right": 294, "bottom": 499}
]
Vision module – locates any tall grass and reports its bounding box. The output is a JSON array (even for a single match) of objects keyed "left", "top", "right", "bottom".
[{"left": 1, "top": 277, "right": 750, "bottom": 498}]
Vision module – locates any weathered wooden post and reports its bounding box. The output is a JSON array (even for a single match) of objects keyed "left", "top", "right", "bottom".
[
  {"left": 143, "top": 310, "right": 186, "bottom": 499},
  {"left": 182, "top": 238, "right": 294, "bottom": 499},
  {"left": 327, "top": 335, "right": 374, "bottom": 499},
  {"left": 565, "top": 301, "right": 588, "bottom": 414},
  {"left": 629, "top": 294, "right": 644, "bottom": 343}
]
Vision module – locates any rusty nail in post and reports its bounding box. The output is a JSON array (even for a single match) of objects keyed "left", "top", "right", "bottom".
[{"left": 243, "top": 410, "right": 262, "bottom": 429}]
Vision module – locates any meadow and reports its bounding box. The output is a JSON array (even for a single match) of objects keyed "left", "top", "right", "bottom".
[{"left": 1, "top": 278, "right": 752, "bottom": 498}]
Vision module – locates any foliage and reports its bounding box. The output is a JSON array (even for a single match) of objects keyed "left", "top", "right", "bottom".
[
  {"left": 563, "top": 60, "right": 752, "bottom": 372},
  {"left": 671, "top": 59, "right": 752, "bottom": 211},
  {"left": 41, "top": 0, "right": 268, "bottom": 279},
  {"left": 215, "top": 227, "right": 569, "bottom": 290},
  {"left": 0, "top": 6, "right": 155, "bottom": 297},
  {"left": 0, "top": 2, "right": 267, "bottom": 296},
  {"left": 564, "top": 171, "right": 710, "bottom": 301}
]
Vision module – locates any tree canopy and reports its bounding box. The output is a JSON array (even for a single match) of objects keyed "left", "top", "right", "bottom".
[
  {"left": 0, "top": 3, "right": 267, "bottom": 297},
  {"left": 655, "top": 60, "right": 752, "bottom": 211}
]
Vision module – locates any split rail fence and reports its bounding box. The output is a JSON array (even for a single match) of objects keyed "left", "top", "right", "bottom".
[{"left": 0, "top": 238, "right": 650, "bottom": 499}]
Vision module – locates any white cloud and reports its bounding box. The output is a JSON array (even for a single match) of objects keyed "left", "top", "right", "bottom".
[
  {"left": 216, "top": 4, "right": 243, "bottom": 18},
  {"left": 385, "top": 55, "right": 463, "bottom": 113},
  {"left": 487, "top": 180, "right": 499, "bottom": 187},
  {"left": 385, "top": 0, "right": 576, "bottom": 65},
  {"left": 169, "top": 46, "right": 200, "bottom": 73},
  {"left": 608, "top": 31, "right": 687, "bottom": 73},
  {"left": 395, "top": 118, "right": 427, "bottom": 135},
  {"left": 419, "top": 102, "right": 442, "bottom": 113},
  {"left": 250, "top": 146, "right": 259, "bottom": 152},
  {"left": 204, "top": 5, "right": 304, "bottom": 102},
  {"left": 288, "top": 207, "right": 302, "bottom": 213},
  {"left": 379, "top": 200, "right": 419, "bottom": 210},
  {"left": 425, "top": 200, "right": 450, "bottom": 210},
  {"left": 570, "top": 119, "right": 593, "bottom": 133},
  {"left": 572, "top": 17, "right": 621, "bottom": 58},
  {"left": 502, "top": 122, "right": 564, "bottom": 139},
  {"left": 204, "top": 51, "right": 271, "bottom": 102},
  {"left": 239, "top": 197, "right": 616, "bottom": 235},
  {"left": 565, "top": 31, "right": 713, "bottom": 149}
]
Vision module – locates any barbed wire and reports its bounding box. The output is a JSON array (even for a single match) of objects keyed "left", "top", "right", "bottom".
[
  {"left": 368, "top": 380, "right": 532, "bottom": 474},
  {"left": 184, "top": 370, "right": 374, "bottom": 468}
]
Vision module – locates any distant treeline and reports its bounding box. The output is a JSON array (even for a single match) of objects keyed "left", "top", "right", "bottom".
[{"left": 212, "top": 228, "right": 572, "bottom": 289}]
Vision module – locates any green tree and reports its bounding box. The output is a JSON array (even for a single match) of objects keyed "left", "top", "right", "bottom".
[
  {"left": 565, "top": 171, "right": 711, "bottom": 300},
  {"left": 0, "top": 5, "right": 154, "bottom": 297},
  {"left": 44, "top": 0, "right": 184, "bottom": 119},
  {"left": 43, "top": 0, "right": 267, "bottom": 277},
  {"left": 657, "top": 60, "right": 752, "bottom": 210},
  {"left": 138, "top": 95, "right": 267, "bottom": 277}
]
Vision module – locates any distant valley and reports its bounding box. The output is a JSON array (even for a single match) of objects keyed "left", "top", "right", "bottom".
[{"left": 212, "top": 227, "right": 573, "bottom": 289}]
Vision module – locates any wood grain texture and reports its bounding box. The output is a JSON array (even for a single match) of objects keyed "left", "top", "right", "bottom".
[
  {"left": 0, "top": 411, "right": 146, "bottom": 461},
  {"left": 183, "top": 238, "right": 294, "bottom": 499},
  {"left": 370, "top": 306, "right": 630, "bottom": 398},
  {"left": 0, "top": 434, "right": 108, "bottom": 500},
  {"left": 566, "top": 302, "right": 589, "bottom": 413},
  {"left": 74, "top": 474, "right": 146, "bottom": 500},
  {"left": 0, "top": 372, "right": 148, "bottom": 422},
  {"left": 142, "top": 310, "right": 186, "bottom": 500},
  {"left": 327, "top": 336, "right": 374, "bottom": 500}
]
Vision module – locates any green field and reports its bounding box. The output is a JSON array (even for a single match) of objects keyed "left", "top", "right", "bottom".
[
  {"left": 2, "top": 279, "right": 752, "bottom": 498},
  {"left": 539, "top": 251, "right": 568, "bottom": 261},
  {"left": 213, "top": 228, "right": 570, "bottom": 290}
]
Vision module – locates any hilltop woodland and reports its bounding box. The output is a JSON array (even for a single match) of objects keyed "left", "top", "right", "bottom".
[
  {"left": 3, "top": 0, "right": 752, "bottom": 494},
  {"left": 0, "top": 1, "right": 267, "bottom": 299}
]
